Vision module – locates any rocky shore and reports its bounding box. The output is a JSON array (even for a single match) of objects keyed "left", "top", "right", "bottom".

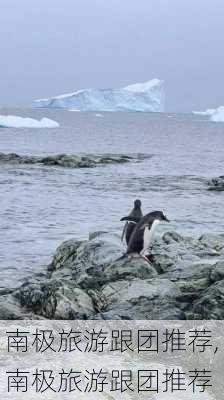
[
  {"left": 1, "top": 230, "right": 224, "bottom": 320},
  {"left": 0, "top": 152, "right": 149, "bottom": 168}
]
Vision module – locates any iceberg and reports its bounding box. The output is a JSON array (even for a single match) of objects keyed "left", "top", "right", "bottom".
[
  {"left": 210, "top": 106, "right": 224, "bottom": 122},
  {"left": 193, "top": 106, "right": 224, "bottom": 122},
  {"left": 193, "top": 109, "right": 215, "bottom": 116},
  {"left": 0, "top": 115, "right": 59, "bottom": 128},
  {"left": 33, "top": 79, "right": 165, "bottom": 112}
]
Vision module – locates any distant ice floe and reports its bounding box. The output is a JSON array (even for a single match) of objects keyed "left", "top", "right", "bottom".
[
  {"left": 210, "top": 106, "right": 224, "bottom": 122},
  {"left": 0, "top": 115, "right": 60, "bottom": 128},
  {"left": 33, "top": 79, "right": 165, "bottom": 112},
  {"left": 193, "top": 106, "right": 224, "bottom": 122},
  {"left": 193, "top": 109, "right": 215, "bottom": 116}
]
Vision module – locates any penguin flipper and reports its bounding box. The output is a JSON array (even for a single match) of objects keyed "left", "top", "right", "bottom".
[
  {"left": 120, "top": 216, "right": 139, "bottom": 223},
  {"left": 121, "top": 222, "right": 128, "bottom": 243}
]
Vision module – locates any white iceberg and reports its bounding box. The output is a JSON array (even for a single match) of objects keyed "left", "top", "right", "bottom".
[
  {"left": 33, "top": 79, "right": 165, "bottom": 112},
  {"left": 193, "top": 109, "right": 215, "bottom": 116},
  {"left": 0, "top": 115, "right": 59, "bottom": 128},
  {"left": 210, "top": 106, "right": 224, "bottom": 122},
  {"left": 193, "top": 106, "right": 224, "bottom": 122}
]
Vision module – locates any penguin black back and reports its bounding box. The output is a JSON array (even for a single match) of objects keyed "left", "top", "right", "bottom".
[{"left": 120, "top": 199, "right": 143, "bottom": 245}]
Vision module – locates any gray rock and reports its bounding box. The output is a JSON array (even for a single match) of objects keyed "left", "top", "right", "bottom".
[
  {"left": 99, "top": 278, "right": 184, "bottom": 320},
  {"left": 14, "top": 281, "right": 57, "bottom": 318},
  {"left": 163, "top": 231, "right": 184, "bottom": 244},
  {"left": 210, "top": 261, "right": 224, "bottom": 282},
  {"left": 208, "top": 176, "right": 224, "bottom": 191},
  {"left": 53, "top": 284, "right": 95, "bottom": 319},
  {"left": 0, "top": 152, "right": 147, "bottom": 169},
  {"left": 48, "top": 239, "right": 83, "bottom": 271},
  {"left": 0, "top": 295, "right": 39, "bottom": 319},
  {"left": 4, "top": 229, "right": 224, "bottom": 320},
  {"left": 199, "top": 234, "right": 224, "bottom": 252},
  {"left": 104, "top": 255, "right": 158, "bottom": 282},
  {"left": 193, "top": 279, "right": 224, "bottom": 319},
  {"left": 162, "top": 261, "right": 213, "bottom": 303}
]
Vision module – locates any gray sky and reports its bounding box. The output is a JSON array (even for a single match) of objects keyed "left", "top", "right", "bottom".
[{"left": 0, "top": 0, "right": 224, "bottom": 111}]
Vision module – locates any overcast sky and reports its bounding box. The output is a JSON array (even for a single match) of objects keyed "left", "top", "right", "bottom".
[{"left": 0, "top": 0, "right": 223, "bottom": 111}]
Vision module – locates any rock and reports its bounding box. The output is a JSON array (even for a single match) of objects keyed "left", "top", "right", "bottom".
[
  {"left": 163, "top": 231, "right": 184, "bottom": 244},
  {"left": 13, "top": 278, "right": 95, "bottom": 319},
  {"left": 41, "top": 154, "right": 95, "bottom": 168},
  {"left": 104, "top": 255, "right": 157, "bottom": 282},
  {"left": 162, "top": 261, "right": 213, "bottom": 303},
  {"left": 14, "top": 281, "right": 57, "bottom": 318},
  {"left": 199, "top": 234, "right": 224, "bottom": 252},
  {"left": 48, "top": 239, "right": 83, "bottom": 271},
  {"left": 6, "top": 230, "right": 224, "bottom": 320},
  {"left": 99, "top": 278, "right": 184, "bottom": 320},
  {"left": 207, "top": 176, "right": 224, "bottom": 191},
  {"left": 0, "top": 295, "right": 38, "bottom": 319},
  {"left": 0, "top": 152, "right": 148, "bottom": 169},
  {"left": 53, "top": 285, "right": 95, "bottom": 319},
  {"left": 193, "top": 279, "right": 224, "bottom": 319},
  {"left": 210, "top": 261, "right": 224, "bottom": 282}
]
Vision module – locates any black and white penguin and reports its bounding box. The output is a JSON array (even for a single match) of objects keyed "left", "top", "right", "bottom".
[
  {"left": 120, "top": 199, "right": 143, "bottom": 245},
  {"left": 126, "top": 211, "right": 169, "bottom": 257}
]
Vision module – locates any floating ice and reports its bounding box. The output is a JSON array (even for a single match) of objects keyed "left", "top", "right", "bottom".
[
  {"left": 193, "top": 107, "right": 224, "bottom": 122},
  {"left": 33, "top": 79, "right": 165, "bottom": 112},
  {"left": 193, "top": 109, "right": 215, "bottom": 116},
  {"left": 210, "top": 106, "right": 224, "bottom": 122},
  {"left": 0, "top": 115, "right": 60, "bottom": 128}
]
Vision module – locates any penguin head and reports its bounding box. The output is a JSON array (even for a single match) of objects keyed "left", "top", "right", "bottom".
[
  {"left": 146, "top": 211, "right": 169, "bottom": 223},
  {"left": 134, "top": 199, "right": 141, "bottom": 209}
]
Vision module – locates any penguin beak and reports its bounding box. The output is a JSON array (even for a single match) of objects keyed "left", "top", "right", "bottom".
[{"left": 164, "top": 215, "right": 170, "bottom": 222}]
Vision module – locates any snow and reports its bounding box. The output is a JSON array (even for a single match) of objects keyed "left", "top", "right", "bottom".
[
  {"left": 0, "top": 115, "right": 59, "bottom": 128},
  {"left": 33, "top": 79, "right": 165, "bottom": 112},
  {"left": 193, "top": 106, "right": 224, "bottom": 122}
]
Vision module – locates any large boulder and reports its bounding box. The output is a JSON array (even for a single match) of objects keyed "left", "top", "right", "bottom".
[
  {"left": 98, "top": 278, "right": 184, "bottom": 320},
  {"left": 104, "top": 255, "right": 158, "bottom": 282},
  {"left": 14, "top": 279, "right": 96, "bottom": 319},
  {"left": 161, "top": 261, "right": 213, "bottom": 299}
]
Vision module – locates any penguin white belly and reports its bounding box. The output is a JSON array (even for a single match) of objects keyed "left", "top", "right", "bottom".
[{"left": 141, "top": 219, "right": 161, "bottom": 255}]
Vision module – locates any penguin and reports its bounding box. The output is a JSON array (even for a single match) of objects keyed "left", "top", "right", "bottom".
[
  {"left": 126, "top": 211, "right": 169, "bottom": 257},
  {"left": 120, "top": 199, "right": 143, "bottom": 245}
]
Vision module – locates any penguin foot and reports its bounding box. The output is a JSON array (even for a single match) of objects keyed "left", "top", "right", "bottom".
[
  {"left": 145, "top": 254, "right": 153, "bottom": 263},
  {"left": 141, "top": 255, "right": 151, "bottom": 263}
]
